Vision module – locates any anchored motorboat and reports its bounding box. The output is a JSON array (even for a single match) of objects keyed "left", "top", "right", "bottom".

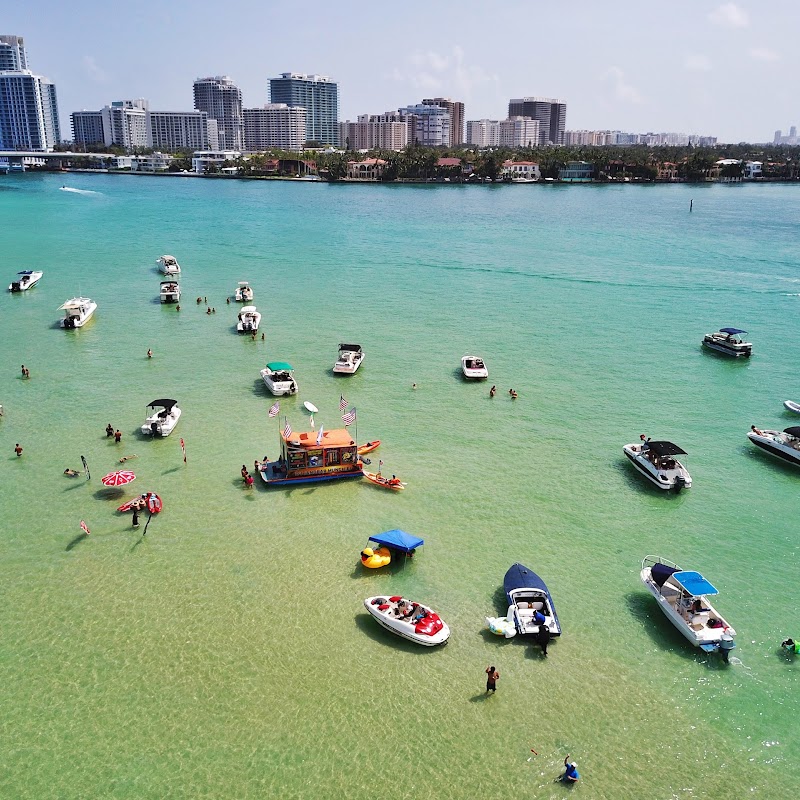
[
  {"left": 640, "top": 556, "right": 735, "bottom": 657},
  {"left": 156, "top": 255, "right": 181, "bottom": 275},
  {"left": 59, "top": 297, "right": 97, "bottom": 328},
  {"left": 237, "top": 305, "right": 261, "bottom": 333},
  {"left": 702, "top": 327, "right": 752, "bottom": 357},
  {"left": 502, "top": 562, "right": 561, "bottom": 638},
  {"left": 160, "top": 280, "right": 180, "bottom": 304},
  {"left": 364, "top": 596, "right": 450, "bottom": 646},
  {"left": 783, "top": 400, "right": 800, "bottom": 415},
  {"left": 234, "top": 281, "right": 254, "bottom": 302},
  {"left": 461, "top": 354, "right": 488, "bottom": 379},
  {"left": 747, "top": 425, "right": 800, "bottom": 468},
  {"left": 623, "top": 440, "right": 692, "bottom": 491},
  {"left": 260, "top": 362, "right": 298, "bottom": 396},
  {"left": 141, "top": 398, "right": 181, "bottom": 437},
  {"left": 9, "top": 270, "right": 43, "bottom": 292},
  {"left": 333, "top": 343, "right": 365, "bottom": 374}
]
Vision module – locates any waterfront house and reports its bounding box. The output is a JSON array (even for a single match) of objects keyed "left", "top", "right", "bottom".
[
  {"left": 558, "top": 161, "right": 593, "bottom": 182},
  {"left": 131, "top": 152, "right": 173, "bottom": 173},
  {"left": 710, "top": 158, "right": 743, "bottom": 182},
  {"left": 502, "top": 160, "right": 541, "bottom": 181},
  {"left": 192, "top": 150, "right": 241, "bottom": 174},
  {"left": 657, "top": 162, "right": 679, "bottom": 182},
  {"left": 345, "top": 158, "right": 387, "bottom": 181},
  {"left": 744, "top": 161, "right": 763, "bottom": 180}
]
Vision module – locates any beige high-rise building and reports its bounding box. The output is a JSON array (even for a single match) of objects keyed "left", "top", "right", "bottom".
[
  {"left": 339, "top": 113, "right": 408, "bottom": 151},
  {"left": 243, "top": 104, "right": 306, "bottom": 151},
  {"left": 422, "top": 97, "right": 464, "bottom": 145}
]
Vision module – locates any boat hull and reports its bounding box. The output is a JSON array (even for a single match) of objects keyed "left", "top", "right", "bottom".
[
  {"left": 9, "top": 272, "right": 42, "bottom": 292},
  {"left": 702, "top": 338, "right": 751, "bottom": 357},
  {"left": 259, "top": 463, "right": 363, "bottom": 486},
  {"left": 783, "top": 401, "right": 800, "bottom": 415},
  {"left": 747, "top": 432, "right": 800, "bottom": 467}
]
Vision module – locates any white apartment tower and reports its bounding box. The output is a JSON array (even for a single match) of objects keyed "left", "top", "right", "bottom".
[
  {"left": 243, "top": 104, "right": 306, "bottom": 151},
  {"left": 398, "top": 104, "right": 451, "bottom": 147},
  {"left": 193, "top": 76, "right": 243, "bottom": 150},
  {"left": 499, "top": 117, "right": 541, "bottom": 148},
  {"left": 0, "top": 34, "right": 60, "bottom": 151},
  {"left": 466, "top": 119, "right": 500, "bottom": 147},
  {"left": 149, "top": 111, "right": 218, "bottom": 151}
]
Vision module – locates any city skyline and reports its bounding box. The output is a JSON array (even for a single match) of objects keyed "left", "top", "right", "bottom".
[{"left": 3, "top": 0, "right": 799, "bottom": 145}]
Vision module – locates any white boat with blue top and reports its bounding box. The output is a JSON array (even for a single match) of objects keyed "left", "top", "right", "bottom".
[
  {"left": 503, "top": 562, "right": 561, "bottom": 637},
  {"left": 640, "top": 556, "right": 735, "bottom": 656},
  {"left": 9, "top": 270, "right": 43, "bottom": 292}
]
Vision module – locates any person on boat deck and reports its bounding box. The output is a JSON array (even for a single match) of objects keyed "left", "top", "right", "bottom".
[
  {"left": 639, "top": 434, "right": 650, "bottom": 451},
  {"left": 562, "top": 757, "right": 579, "bottom": 782},
  {"left": 533, "top": 610, "right": 547, "bottom": 627},
  {"left": 388, "top": 475, "right": 401, "bottom": 486},
  {"left": 751, "top": 425, "right": 765, "bottom": 436}
]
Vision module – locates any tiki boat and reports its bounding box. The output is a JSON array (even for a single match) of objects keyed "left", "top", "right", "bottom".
[{"left": 259, "top": 427, "right": 364, "bottom": 486}]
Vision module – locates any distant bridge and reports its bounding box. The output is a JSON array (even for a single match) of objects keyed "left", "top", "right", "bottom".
[{"left": 0, "top": 151, "right": 119, "bottom": 172}]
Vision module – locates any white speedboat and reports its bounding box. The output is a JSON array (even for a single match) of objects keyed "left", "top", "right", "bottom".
[
  {"left": 702, "top": 327, "right": 752, "bottom": 357},
  {"left": 623, "top": 440, "right": 692, "bottom": 491},
  {"left": 640, "top": 556, "right": 736, "bottom": 656},
  {"left": 747, "top": 426, "right": 800, "bottom": 467},
  {"left": 260, "top": 362, "right": 298, "bottom": 396},
  {"left": 156, "top": 255, "right": 181, "bottom": 275},
  {"left": 461, "top": 354, "right": 488, "bottom": 379},
  {"left": 59, "top": 297, "right": 97, "bottom": 328},
  {"left": 141, "top": 398, "right": 181, "bottom": 437},
  {"left": 237, "top": 305, "right": 261, "bottom": 333},
  {"left": 364, "top": 596, "right": 450, "bottom": 646},
  {"left": 333, "top": 343, "right": 364, "bottom": 374},
  {"left": 783, "top": 400, "right": 800, "bottom": 415},
  {"left": 9, "top": 270, "right": 43, "bottom": 292},
  {"left": 160, "top": 280, "right": 180, "bottom": 304},
  {"left": 234, "top": 281, "right": 253, "bottom": 302}
]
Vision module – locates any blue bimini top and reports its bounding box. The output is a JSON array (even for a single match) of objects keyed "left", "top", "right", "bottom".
[
  {"left": 673, "top": 571, "right": 719, "bottom": 597},
  {"left": 368, "top": 529, "right": 424, "bottom": 552}
]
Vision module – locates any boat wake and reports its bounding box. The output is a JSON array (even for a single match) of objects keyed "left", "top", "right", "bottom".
[{"left": 59, "top": 186, "right": 101, "bottom": 195}]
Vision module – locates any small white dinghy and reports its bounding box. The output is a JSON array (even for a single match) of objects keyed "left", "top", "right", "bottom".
[
  {"left": 364, "top": 596, "right": 450, "bottom": 646},
  {"left": 784, "top": 400, "right": 800, "bottom": 414}
]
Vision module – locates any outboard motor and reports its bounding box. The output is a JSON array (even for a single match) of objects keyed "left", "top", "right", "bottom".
[
  {"left": 719, "top": 633, "right": 735, "bottom": 663},
  {"left": 151, "top": 422, "right": 159, "bottom": 435},
  {"left": 64, "top": 316, "right": 75, "bottom": 329},
  {"left": 10, "top": 282, "right": 20, "bottom": 292},
  {"left": 674, "top": 475, "right": 686, "bottom": 493}
]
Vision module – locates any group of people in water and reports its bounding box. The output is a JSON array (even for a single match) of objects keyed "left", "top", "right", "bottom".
[{"left": 488, "top": 385, "right": 518, "bottom": 398}]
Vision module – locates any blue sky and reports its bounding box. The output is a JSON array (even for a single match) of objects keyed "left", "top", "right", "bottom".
[{"left": 7, "top": 0, "right": 798, "bottom": 143}]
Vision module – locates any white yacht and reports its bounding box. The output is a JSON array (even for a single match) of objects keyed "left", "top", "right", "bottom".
[
  {"left": 640, "top": 556, "right": 736, "bottom": 657},
  {"left": 234, "top": 281, "right": 253, "bottom": 302},
  {"left": 156, "top": 255, "right": 181, "bottom": 275},
  {"left": 747, "top": 425, "right": 800, "bottom": 468},
  {"left": 141, "top": 399, "right": 181, "bottom": 437},
  {"left": 461, "top": 355, "right": 488, "bottom": 379},
  {"left": 260, "top": 362, "right": 298, "bottom": 396},
  {"left": 333, "top": 343, "right": 364, "bottom": 374},
  {"left": 59, "top": 297, "right": 97, "bottom": 328},
  {"left": 9, "top": 270, "right": 43, "bottom": 292},
  {"left": 237, "top": 305, "right": 261, "bottom": 333},
  {"left": 160, "top": 280, "right": 180, "bottom": 304},
  {"left": 623, "top": 440, "right": 692, "bottom": 491},
  {"left": 702, "top": 327, "right": 752, "bottom": 357}
]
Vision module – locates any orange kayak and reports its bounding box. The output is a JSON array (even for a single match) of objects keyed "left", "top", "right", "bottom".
[
  {"left": 357, "top": 440, "right": 381, "bottom": 455},
  {"left": 363, "top": 471, "right": 405, "bottom": 490}
]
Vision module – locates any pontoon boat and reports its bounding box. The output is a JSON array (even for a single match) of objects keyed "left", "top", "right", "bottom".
[{"left": 702, "top": 327, "right": 752, "bottom": 357}]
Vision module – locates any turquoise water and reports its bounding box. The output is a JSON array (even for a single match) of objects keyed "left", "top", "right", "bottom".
[{"left": 1, "top": 173, "right": 799, "bottom": 799}]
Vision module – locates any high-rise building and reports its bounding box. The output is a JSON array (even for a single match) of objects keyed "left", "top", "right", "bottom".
[
  {"left": 398, "top": 104, "right": 451, "bottom": 147},
  {"left": 149, "top": 110, "right": 217, "bottom": 151},
  {"left": 465, "top": 119, "right": 500, "bottom": 147},
  {"left": 0, "top": 35, "right": 27, "bottom": 71},
  {"left": 422, "top": 97, "right": 464, "bottom": 145},
  {"left": 499, "top": 117, "right": 541, "bottom": 148},
  {"left": 338, "top": 113, "right": 408, "bottom": 151},
  {"left": 193, "top": 76, "right": 243, "bottom": 150},
  {"left": 243, "top": 104, "right": 306, "bottom": 151},
  {"left": 71, "top": 110, "right": 104, "bottom": 147},
  {"left": 507, "top": 97, "right": 566, "bottom": 145},
  {"left": 269, "top": 73, "right": 338, "bottom": 146},
  {"left": 102, "top": 99, "right": 148, "bottom": 150},
  {"left": 0, "top": 34, "right": 60, "bottom": 151}
]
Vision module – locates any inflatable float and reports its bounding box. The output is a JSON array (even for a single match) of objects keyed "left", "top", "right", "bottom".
[
  {"left": 361, "top": 546, "right": 391, "bottom": 569},
  {"left": 486, "top": 616, "right": 517, "bottom": 638},
  {"left": 117, "top": 492, "right": 162, "bottom": 513}
]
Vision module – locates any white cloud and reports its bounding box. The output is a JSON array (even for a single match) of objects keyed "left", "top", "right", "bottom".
[
  {"left": 602, "top": 67, "right": 643, "bottom": 105},
  {"left": 685, "top": 54, "right": 713, "bottom": 72},
  {"left": 82, "top": 55, "right": 110, "bottom": 84},
  {"left": 749, "top": 47, "right": 779, "bottom": 62},
  {"left": 388, "top": 47, "right": 499, "bottom": 102},
  {"left": 708, "top": 3, "right": 749, "bottom": 28}
]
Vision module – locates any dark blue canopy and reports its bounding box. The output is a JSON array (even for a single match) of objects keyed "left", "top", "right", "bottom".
[
  {"left": 719, "top": 327, "right": 747, "bottom": 335},
  {"left": 368, "top": 529, "right": 424, "bottom": 552}
]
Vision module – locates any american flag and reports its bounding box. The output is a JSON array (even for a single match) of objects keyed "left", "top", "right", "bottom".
[
  {"left": 283, "top": 420, "right": 292, "bottom": 439},
  {"left": 80, "top": 520, "right": 91, "bottom": 535},
  {"left": 268, "top": 401, "right": 280, "bottom": 417},
  {"left": 342, "top": 407, "right": 356, "bottom": 427},
  {"left": 339, "top": 395, "right": 348, "bottom": 412}
]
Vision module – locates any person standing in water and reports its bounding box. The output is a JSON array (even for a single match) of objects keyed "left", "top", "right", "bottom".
[
  {"left": 485, "top": 665, "right": 499, "bottom": 693},
  {"left": 132, "top": 507, "right": 140, "bottom": 528},
  {"left": 14, "top": 443, "right": 23, "bottom": 457},
  {"left": 562, "top": 756, "right": 580, "bottom": 783},
  {"left": 490, "top": 385, "right": 496, "bottom": 397},
  {"left": 536, "top": 623, "right": 551, "bottom": 656}
]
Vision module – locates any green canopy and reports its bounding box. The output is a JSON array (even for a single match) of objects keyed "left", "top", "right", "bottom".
[{"left": 266, "top": 362, "right": 293, "bottom": 371}]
